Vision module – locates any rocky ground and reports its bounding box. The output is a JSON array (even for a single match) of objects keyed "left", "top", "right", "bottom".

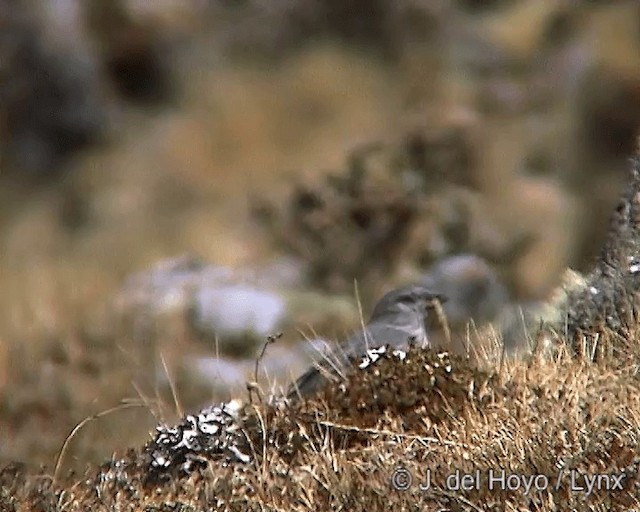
[{"left": 1, "top": 1, "right": 640, "bottom": 509}]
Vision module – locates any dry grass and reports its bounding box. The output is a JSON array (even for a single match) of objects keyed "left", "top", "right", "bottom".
[
  {"left": 3, "top": 327, "right": 640, "bottom": 510},
  {"left": 1, "top": 2, "right": 640, "bottom": 509}
]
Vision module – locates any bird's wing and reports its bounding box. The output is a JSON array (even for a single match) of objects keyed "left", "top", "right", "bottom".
[
  {"left": 345, "top": 323, "right": 422, "bottom": 354},
  {"left": 288, "top": 324, "right": 422, "bottom": 400}
]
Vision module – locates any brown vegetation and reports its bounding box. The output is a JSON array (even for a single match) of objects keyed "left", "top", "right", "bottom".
[
  {"left": 2, "top": 1, "right": 640, "bottom": 510},
  {"left": 2, "top": 154, "right": 640, "bottom": 510},
  {"left": 3, "top": 331, "right": 640, "bottom": 510}
]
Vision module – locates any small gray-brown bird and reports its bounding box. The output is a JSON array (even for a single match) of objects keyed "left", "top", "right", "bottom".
[{"left": 287, "top": 284, "right": 445, "bottom": 400}]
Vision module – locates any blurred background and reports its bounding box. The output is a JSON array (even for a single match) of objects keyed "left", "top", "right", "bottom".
[{"left": 1, "top": 0, "right": 639, "bottom": 473}]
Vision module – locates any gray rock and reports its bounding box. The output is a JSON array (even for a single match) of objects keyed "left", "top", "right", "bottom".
[
  {"left": 191, "top": 284, "right": 286, "bottom": 343},
  {"left": 117, "top": 254, "right": 212, "bottom": 314},
  {"left": 115, "top": 254, "right": 294, "bottom": 356}
]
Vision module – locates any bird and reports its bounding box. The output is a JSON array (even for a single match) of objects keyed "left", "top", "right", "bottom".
[{"left": 286, "top": 284, "right": 446, "bottom": 400}]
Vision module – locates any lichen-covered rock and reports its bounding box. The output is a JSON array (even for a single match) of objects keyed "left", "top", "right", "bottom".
[{"left": 146, "top": 399, "right": 253, "bottom": 480}]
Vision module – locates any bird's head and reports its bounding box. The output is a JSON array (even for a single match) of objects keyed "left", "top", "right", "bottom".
[{"left": 370, "top": 284, "right": 447, "bottom": 321}]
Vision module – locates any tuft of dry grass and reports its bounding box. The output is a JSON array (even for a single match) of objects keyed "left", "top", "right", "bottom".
[{"left": 4, "top": 328, "right": 640, "bottom": 510}]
